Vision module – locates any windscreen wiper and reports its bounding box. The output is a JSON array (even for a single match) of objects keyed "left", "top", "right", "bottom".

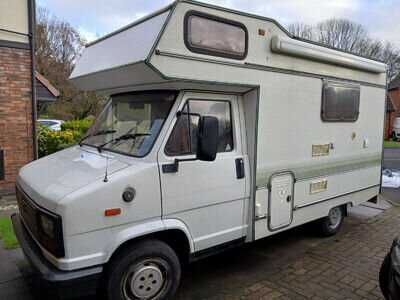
[
  {"left": 96, "top": 133, "right": 151, "bottom": 153},
  {"left": 79, "top": 129, "right": 116, "bottom": 146}
]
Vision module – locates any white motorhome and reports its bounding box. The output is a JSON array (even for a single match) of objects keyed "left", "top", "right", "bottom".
[{"left": 12, "top": 0, "right": 387, "bottom": 299}]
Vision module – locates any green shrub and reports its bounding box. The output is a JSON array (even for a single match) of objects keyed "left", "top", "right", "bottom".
[
  {"left": 61, "top": 120, "right": 93, "bottom": 134},
  {"left": 44, "top": 130, "right": 83, "bottom": 155},
  {"left": 38, "top": 123, "right": 84, "bottom": 157},
  {"left": 37, "top": 123, "right": 51, "bottom": 158}
]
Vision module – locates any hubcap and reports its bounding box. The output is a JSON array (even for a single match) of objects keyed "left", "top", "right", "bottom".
[
  {"left": 328, "top": 207, "right": 342, "bottom": 229},
  {"left": 122, "top": 259, "right": 169, "bottom": 300}
]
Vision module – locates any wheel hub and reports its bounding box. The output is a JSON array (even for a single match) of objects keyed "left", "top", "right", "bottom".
[
  {"left": 130, "top": 263, "right": 163, "bottom": 298},
  {"left": 328, "top": 207, "right": 341, "bottom": 228},
  {"left": 123, "top": 259, "right": 169, "bottom": 300}
]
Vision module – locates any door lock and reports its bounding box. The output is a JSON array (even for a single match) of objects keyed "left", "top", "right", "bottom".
[{"left": 286, "top": 195, "right": 292, "bottom": 203}]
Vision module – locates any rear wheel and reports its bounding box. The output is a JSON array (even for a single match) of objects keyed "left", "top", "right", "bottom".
[
  {"left": 317, "top": 206, "right": 344, "bottom": 236},
  {"left": 106, "top": 239, "right": 181, "bottom": 300}
]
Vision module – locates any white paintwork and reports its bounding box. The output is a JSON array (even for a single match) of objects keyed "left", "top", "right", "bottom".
[
  {"left": 268, "top": 173, "right": 294, "bottom": 230},
  {"left": 69, "top": 10, "right": 169, "bottom": 80},
  {"left": 271, "top": 36, "right": 386, "bottom": 74},
  {"left": 158, "top": 92, "right": 248, "bottom": 251},
  {"left": 16, "top": 0, "right": 386, "bottom": 275},
  {"left": 18, "top": 147, "right": 130, "bottom": 211}
]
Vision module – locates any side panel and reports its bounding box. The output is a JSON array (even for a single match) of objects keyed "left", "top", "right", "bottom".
[{"left": 253, "top": 71, "right": 384, "bottom": 240}]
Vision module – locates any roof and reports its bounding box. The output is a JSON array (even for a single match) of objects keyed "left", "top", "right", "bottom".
[
  {"left": 387, "top": 94, "right": 396, "bottom": 112},
  {"left": 35, "top": 72, "right": 60, "bottom": 98},
  {"left": 389, "top": 74, "right": 400, "bottom": 90}
]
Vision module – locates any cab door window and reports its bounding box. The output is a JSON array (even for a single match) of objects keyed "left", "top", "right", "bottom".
[{"left": 165, "top": 100, "right": 233, "bottom": 155}]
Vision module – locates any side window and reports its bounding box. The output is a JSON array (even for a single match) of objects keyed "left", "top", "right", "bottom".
[
  {"left": 184, "top": 11, "right": 248, "bottom": 60},
  {"left": 321, "top": 82, "right": 360, "bottom": 122},
  {"left": 165, "top": 100, "right": 234, "bottom": 156}
]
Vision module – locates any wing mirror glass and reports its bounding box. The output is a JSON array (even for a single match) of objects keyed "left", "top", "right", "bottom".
[{"left": 197, "top": 116, "right": 219, "bottom": 161}]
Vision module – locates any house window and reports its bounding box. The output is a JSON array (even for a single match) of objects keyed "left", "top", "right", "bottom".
[
  {"left": 321, "top": 82, "right": 360, "bottom": 122},
  {"left": 165, "top": 100, "right": 233, "bottom": 155},
  {"left": 184, "top": 11, "right": 248, "bottom": 60}
]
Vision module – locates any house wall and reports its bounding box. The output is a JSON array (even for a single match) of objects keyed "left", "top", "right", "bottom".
[
  {"left": 0, "top": 0, "right": 35, "bottom": 196},
  {"left": 389, "top": 88, "right": 400, "bottom": 128}
]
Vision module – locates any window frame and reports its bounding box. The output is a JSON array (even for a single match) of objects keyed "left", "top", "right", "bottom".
[
  {"left": 184, "top": 10, "right": 248, "bottom": 60},
  {"left": 164, "top": 99, "right": 235, "bottom": 157},
  {"left": 321, "top": 81, "right": 361, "bottom": 122}
]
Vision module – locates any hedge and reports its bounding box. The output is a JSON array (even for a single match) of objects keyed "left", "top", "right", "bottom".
[
  {"left": 60, "top": 120, "right": 93, "bottom": 133},
  {"left": 38, "top": 122, "right": 87, "bottom": 157}
]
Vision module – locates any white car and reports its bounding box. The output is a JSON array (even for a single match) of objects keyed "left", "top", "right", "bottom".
[
  {"left": 38, "top": 119, "right": 65, "bottom": 131},
  {"left": 392, "top": 118, "right": 400, "bottom": 141}
]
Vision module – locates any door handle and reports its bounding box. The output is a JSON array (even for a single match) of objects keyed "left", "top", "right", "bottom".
[{"left": 235, "top": 158, "right": 245, "bottom": 179}]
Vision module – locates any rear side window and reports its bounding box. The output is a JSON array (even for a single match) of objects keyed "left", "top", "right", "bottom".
[
  {"left": 321, "top": 82, "right": 360, "bottom": 122},
  {"left": 184, "top": 11, "right": 248, "bottom": 60},
  {"left": 165, "top": 100, "right": 233, "bottom": 155}
]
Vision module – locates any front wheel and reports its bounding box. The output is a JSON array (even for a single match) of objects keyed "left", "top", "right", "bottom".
[
  {"left": 317, "top": 206, "right": 344, "bottom": 236},
  {"left": 106, "top": 239, "right": 181, "bottom": 300}
]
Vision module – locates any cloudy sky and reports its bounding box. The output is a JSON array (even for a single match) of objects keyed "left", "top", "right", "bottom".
[{"left": 36, "top": 0, "right": 400, "bottom": 47}]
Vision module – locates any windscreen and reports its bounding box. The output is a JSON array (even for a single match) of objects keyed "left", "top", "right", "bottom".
[{"left": 82, "top": 91, "right": 176, "bottom": 157}]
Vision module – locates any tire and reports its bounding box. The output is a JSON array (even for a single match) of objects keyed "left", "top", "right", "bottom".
[
  {"left": 379, "top": 253, "right": 391, "bottom": 300},
  {"left": 317, "top": 206, "right": 344, "bottom": 236},
  {"left": 393, "top": 132, "right": 397, "bottom": 141},
  {"left": 106, "top": 239, "right": 181, "bottom": 300}
]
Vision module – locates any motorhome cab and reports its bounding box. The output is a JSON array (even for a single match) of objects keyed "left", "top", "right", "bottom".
[{"left": 12, "top": 0, "right": 387, "bottom": 299}]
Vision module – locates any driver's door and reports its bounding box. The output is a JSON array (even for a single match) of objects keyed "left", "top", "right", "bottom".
[{"left": 158, "top": 92, "right": 247, "bottom": 252}]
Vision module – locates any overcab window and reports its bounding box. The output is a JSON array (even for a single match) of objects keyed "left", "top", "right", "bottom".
[
  {"left": 184, "top": 11, "right": 248, "bottom": 60},
  {"left": 321, "top": 82, "right": 360, "bottom": 122}
]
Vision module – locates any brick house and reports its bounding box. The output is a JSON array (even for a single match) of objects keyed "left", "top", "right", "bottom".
[
  {"left": 388, "top": 74, "right": 400, "bottom": 137},
  {"left": 385, "top": 94, "right": 396, "bottom": 140},
  {"left": 0, "top": 0, "right": 37, "bottom": 196}
]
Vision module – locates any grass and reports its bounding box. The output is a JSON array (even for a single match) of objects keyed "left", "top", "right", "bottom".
[
  {"left": 384, "top": 141, "right": 400, "bottom": 147},
  {"left": 0, "top": 218, "right": 19, "bottom": 249}
]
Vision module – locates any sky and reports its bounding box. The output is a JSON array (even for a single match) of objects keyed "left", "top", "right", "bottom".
[{"left": 36, "top": 0, "right": 400, "bottom": 48}]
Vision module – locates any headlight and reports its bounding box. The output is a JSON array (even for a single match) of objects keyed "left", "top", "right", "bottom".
[
  {"left": 37, "top": 211, "right": 64, "bottom": 258},
  {"left": 40, "top": 214, "right": 55, "bottom": 239}
]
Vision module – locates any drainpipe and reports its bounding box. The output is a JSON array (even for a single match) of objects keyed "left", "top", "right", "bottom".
[{"left": 27, "top": 0, "right": 38, "bottom": 160}]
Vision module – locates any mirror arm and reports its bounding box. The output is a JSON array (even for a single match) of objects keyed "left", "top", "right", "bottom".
[{"left": 162, "top": 157, "right": 197, "bottom": 173}]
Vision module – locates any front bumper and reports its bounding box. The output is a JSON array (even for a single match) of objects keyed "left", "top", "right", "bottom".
[{"left": 11, "top": 213, "right": 103, "bottom": 299}]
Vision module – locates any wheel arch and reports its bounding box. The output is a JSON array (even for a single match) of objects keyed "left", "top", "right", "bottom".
[{"left": 105, "top": 219, "right": 194, "bottom": 266}]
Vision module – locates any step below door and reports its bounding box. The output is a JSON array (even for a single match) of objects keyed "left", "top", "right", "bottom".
[{"left": 268, "top": 172, "right": 294, "bottom": 231}]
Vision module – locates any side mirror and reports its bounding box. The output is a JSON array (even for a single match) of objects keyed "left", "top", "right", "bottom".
[{"left": 197, "top": 116, "right": 219, "bottom": 161}]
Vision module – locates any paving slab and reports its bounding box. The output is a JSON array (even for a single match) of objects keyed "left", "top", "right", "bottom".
[
  {"left": 0, "top": 258, "right": 22, "bottom": 284},
  {"left": 0, "top": 240, "right": 31, "bottom": 300},
  {"left": 0, "top": 278, "right": 33, "bottom": 300}
]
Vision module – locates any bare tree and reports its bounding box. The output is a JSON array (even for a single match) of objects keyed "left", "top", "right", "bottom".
[
  {"left": 35, "top": 7, "right": 106, "bottom": 120},
  {"left": 288, "top": 18, "right": 400, "bottom": 81}
]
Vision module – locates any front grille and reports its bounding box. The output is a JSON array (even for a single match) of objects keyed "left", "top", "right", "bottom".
[
  {"left": 16, "top": 186, "right": 40, "bottom": 241},
  {"left": 15, "top": 184, "right": 65, "bottom": 258}
]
